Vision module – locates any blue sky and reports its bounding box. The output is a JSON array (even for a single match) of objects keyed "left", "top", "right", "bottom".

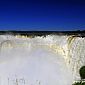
[{"left": 0, "top": 0, "right": 85, "bottom": 31}]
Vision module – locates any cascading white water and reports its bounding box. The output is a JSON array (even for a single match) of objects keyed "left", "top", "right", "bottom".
[{"left": 0, "top": 34, "right": 85, "bottom": 85}]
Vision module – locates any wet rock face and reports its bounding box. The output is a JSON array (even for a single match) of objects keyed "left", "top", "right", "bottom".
[{"left": 0, "top": 34, "right": 85, "bottom": 85}]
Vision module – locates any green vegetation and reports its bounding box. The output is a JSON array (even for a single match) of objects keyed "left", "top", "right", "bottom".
[
  {"left": 73, "top": 82, "right": 85, "bottom": 85},
  {"left": 72, "top": 66, "right": 85, "bottom": 85},
  {"left": 79, "top": 66, "right": 85, "bottom": 80}
]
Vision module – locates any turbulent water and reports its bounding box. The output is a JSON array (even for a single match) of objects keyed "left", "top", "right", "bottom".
[{"left": 0, "top": 35, "right": 85, "bottom": 85}]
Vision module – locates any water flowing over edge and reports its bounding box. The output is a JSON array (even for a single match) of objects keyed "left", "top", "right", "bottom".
[{"left": 0, "top": 34, "right": 85, "bottom": 85}]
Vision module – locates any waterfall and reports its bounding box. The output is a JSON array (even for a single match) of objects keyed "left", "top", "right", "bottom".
[{"left": 0, "top": 34, "right": 85, "bottom": 85}]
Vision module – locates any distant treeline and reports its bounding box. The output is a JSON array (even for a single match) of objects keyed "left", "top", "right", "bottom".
[{"left": 0, "top": 30, "right": 85, "bottom": 37}]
